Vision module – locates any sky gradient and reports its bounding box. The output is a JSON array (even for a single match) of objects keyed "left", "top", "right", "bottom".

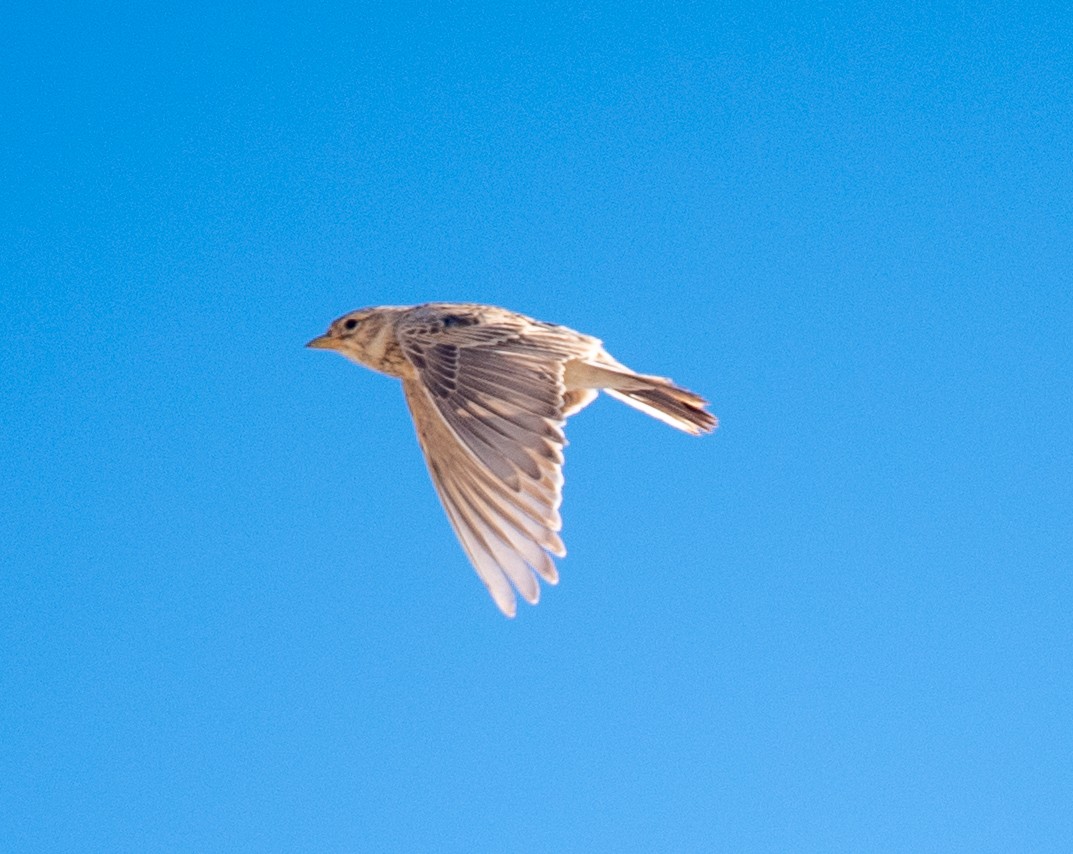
[{"left": 3, "top": 4, "right": 1072, "bottom": 851}]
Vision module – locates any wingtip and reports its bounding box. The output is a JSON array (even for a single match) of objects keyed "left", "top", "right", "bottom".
[{"left": 494, "top": 593, "right": 518, "bottom": 618}]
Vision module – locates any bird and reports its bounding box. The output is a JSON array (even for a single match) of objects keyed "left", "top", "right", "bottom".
[{"left": 307, "top": 302, "right": 716, "bottom": 616}]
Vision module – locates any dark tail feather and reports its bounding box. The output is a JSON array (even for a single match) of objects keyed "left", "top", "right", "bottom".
[{"left": 604, "top": 382, "right": 717, "bottom": 435}]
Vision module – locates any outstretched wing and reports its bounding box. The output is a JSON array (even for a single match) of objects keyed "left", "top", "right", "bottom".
[{"left": 397, "top": 307, "right": 584, "bottom": 616}]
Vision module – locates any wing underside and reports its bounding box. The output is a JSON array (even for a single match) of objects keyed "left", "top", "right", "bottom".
[{"left": 398, "top": 314, "right": 582, "bottom": 615}]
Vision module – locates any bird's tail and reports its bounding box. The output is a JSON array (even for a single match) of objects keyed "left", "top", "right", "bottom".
[{"left": 566, "top": 360, "right": 718, "bottom": 435}]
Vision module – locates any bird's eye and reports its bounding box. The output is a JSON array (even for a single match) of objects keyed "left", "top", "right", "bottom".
[{"left": 343, "top": 318, "right": 359, "bottom": 331}]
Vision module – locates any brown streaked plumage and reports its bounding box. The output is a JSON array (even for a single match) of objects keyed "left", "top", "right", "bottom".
[{"left": 307, "top": 302, "right": 716, "bottom": 616}]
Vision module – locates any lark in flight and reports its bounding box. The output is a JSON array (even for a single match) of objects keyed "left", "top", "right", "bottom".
[{"left": 307, "top": 302, "right": 716, "bottom": 616}]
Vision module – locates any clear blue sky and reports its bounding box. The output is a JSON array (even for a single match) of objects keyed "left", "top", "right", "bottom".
[{"left": 3, "top": 4, "right": 1071, "bottom": 851}]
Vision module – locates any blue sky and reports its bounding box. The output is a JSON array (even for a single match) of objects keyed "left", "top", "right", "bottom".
[{"left": 3, "top": 3, "right": 1071, "bottom": 851}]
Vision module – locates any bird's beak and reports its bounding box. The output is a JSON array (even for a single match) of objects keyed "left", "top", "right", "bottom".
[{"left": 306, "top": 335, "right": 337, "bottom": 350}]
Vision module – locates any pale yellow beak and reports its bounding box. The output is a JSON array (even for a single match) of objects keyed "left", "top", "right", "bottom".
[{"left": 305, "top": 334, "right": 337, "bottom": 350}]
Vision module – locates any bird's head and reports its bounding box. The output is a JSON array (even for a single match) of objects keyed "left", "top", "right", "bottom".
[
  {"left": 306, "top": 305, "right": 412, "bottom": 376},
  {"left": 306, "top": 308, "right": 385, "bottom": 364}
]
